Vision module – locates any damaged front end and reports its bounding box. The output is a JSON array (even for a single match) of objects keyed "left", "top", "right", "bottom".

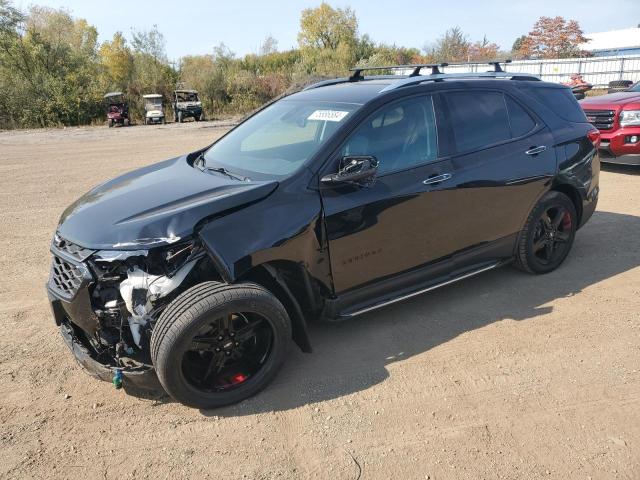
[{"left": 47, "top": 233, "right": 209, "bottom": 391}]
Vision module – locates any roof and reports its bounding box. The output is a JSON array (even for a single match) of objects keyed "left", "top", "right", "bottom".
[
  {"left": 174, "top": 89, "right": 197, "bottom": 93},
  {"left": 287, "top": 72, "right": 542, "bottom": 105},
  {"left": 581, "top": 27, "right": 640, "bottom": 51},
  {"left": 104, "top": 92, "right": 123, "bottom": 98},
  {"left": 143, "top": 94, "right": 163, "bottom": 98}
]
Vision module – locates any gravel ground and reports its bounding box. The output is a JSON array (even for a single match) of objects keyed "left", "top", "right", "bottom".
[{"left": 0, "top": 121, "right": 639, "bottom": 479}]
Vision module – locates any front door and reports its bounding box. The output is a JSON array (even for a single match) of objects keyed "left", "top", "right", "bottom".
[{"left": 321, "top": 95, "right": 457, "bottom": 293}]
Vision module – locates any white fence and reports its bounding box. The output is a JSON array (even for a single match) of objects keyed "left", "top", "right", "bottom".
[{"left": 400, "top": 55, "right": 640, "bottom": 88}]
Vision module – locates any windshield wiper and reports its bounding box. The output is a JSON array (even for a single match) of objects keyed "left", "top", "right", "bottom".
[
  {"left": 194, "top": 152, "right": 250, "bottom": 181},
  {"left": 206, "top": 166, "right": 249, "bottom": 182}
]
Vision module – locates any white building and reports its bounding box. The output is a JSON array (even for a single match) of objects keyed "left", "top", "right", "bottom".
[{"left": 581, "top": 27, "right": 640, "bottom": 57}]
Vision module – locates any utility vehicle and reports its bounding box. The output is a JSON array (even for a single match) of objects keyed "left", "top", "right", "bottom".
[
  {"left": 173, "top": 89, "right": 204, "bottom": 123},
  {"left": 48, "top": 62, "right": 600, "bottom": 409},
  {"left": 104, "top": 92, "right": 129, "bottom": 128},
  {"left": 143, "top": 94, "right": 165, "bottom": 125}
]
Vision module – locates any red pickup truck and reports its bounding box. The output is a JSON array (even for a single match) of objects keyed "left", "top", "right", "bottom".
[{"left": 580, "top": 82, "right": 640, "bottom": 165}]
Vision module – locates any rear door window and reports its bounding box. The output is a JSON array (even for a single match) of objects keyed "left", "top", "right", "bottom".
[{"left": 443, "top": 91, "right": 511, "bottom": 153}]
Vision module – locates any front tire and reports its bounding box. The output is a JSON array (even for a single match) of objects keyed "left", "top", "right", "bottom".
[
  {"left": 515, "top": 191, "right": 577, "bottom": 274},
  {"left": 177, "top": 111, "right": 183, "bottom": 123},
  {"left": 151, "top": 282, "right": 291, "bottom": 409}
]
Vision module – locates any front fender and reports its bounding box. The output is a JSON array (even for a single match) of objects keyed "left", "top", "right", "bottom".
[{"left": 197, "top": 175, "right": 333, "bottom": 294}]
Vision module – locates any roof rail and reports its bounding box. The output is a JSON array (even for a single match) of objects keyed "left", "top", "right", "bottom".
[
  {"left": 379, "top": 71, "right": 541, "bottom": 93},
  {"left": 302, "top": 59, "right": 538, "bottom": 92},
  {"left": 348, "top": 63, "right": 450, "bottom": 81}
]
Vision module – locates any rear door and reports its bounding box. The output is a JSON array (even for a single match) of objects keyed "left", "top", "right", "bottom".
[{"left": 437, "top": 89, "right": 557, "bottom": 265}]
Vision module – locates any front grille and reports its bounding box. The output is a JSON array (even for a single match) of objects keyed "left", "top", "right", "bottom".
[
  {"left": 49, "top": 255, "right": 85, "bottom": 298},
  {"left": 584, "top": 109, "right": 616, "bottom": 130},
  {"left": 52, "top": 233, "right": 95, "bottom": 262}
]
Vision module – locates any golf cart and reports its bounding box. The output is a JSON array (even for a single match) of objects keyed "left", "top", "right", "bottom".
[
  {"left": 104, "top": 92, "right": 129, "bottom": 128},
  {"left": 173, "top": 89, "right": 204, "bottom": 123},
  {"left": 143, "top": 94, "right": 166, "bottom": 125}
]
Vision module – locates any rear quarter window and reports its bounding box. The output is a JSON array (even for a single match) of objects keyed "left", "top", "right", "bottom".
[{"left": 525, "top": 87, "right": 587, "bottom": 123}]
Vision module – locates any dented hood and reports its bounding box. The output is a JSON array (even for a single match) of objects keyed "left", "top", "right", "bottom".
[{"left": 57, "top": 156, "right": 278, "bottom": 250}]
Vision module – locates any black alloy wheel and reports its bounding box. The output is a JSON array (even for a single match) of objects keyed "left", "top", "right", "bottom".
[
  {"left": 151, "top": 282, "right": 291, "bottom": 409},
  {"left": 515, "top": 191, "right": 577, "bottom": 274},
  {"left": 531, "top": 205, "right": 573, "bottom": 265},
  {"left": 182, "top": 312, "right": 273, "bottom": 392}
]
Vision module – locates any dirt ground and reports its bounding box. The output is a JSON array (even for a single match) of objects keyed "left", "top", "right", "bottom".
[{"left": 0, "top": 121, "right": 639, "bottom": 480}]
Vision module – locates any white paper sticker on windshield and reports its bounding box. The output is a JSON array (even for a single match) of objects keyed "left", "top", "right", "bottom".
[{"left": 307, "top": 110, "right": 350, "bottom": 122}]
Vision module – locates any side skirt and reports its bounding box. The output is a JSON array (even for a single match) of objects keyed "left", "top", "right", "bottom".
[
  {"left": 343, "top": 260, "right": 506, "bottom": 318},
  {"left": 323, "top": 257, "right": 512, "bottom": 320}
]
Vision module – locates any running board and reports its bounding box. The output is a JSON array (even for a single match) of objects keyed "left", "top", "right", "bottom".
[{"left": 339, "top": 261, "right": 504, "bottom": 318}]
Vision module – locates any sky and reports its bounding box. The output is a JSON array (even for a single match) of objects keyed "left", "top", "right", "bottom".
[{"left": 16, "top": 0, "right": 639, "bottom": 61}]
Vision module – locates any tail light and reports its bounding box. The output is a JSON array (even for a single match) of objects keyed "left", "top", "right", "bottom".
[{"left": 587, "top": 128, "right": 600, "bottom": 149}]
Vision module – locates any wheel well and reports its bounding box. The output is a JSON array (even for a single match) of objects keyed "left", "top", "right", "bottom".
[
  {"left": 237, "top": 261, "right": 318, "bottom": 353},
  {"left": 551, "top": 184, "right": 582, "bottom": 225}
]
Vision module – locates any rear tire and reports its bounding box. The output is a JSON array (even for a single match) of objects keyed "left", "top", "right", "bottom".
[
  {"left": 515, "top": 191, "right": 577, "bottom": 274},
  {"left": 151, "top": 282, "right": 291, "bottom": 409}
]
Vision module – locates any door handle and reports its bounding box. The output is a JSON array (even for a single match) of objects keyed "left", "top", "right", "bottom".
[
  {"left": 422, "top": 173, "right": 453, "bottom": 185},
  {"left": 525, "top": 145, "right": 547, "bottom": 155}
]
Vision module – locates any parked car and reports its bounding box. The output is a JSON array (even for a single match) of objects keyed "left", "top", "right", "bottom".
[
  {"left": 48, "top": 63, "right": 600, "bottom": 409},
  {"left": 143, "top": 94, "right": 165, "bottom": 125},
  {"left": 104, "top": 92, "right": 129, "bottom": 128},
  {"left": 580, "top": 82, "right": 640, "bottom": 165},
  {"left": 173, "top": 89, "right": 204, "bottom": 123}
]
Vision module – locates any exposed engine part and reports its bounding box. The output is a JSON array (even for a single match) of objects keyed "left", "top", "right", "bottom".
[{"left": 118, "top": 258, "right": 197, "bottom": 347}]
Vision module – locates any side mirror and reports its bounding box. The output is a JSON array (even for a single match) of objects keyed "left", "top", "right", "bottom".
[{"left": 321, "top": 155, "right": 379, "bottom": 186}]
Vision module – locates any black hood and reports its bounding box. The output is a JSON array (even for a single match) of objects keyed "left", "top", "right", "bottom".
[{"left": 57, "top": 156, "right": 278, "bottom": 250}]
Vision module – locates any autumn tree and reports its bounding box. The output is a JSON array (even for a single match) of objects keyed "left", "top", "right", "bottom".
[
  {"left": 468, "top": 36, "right": 500, "bottom": 61},
  {"left": 298, "top": 2, "right": 357, "bottom": 50},
  {"left": 517, "top": 16, "right": 588, "bottom": 59},
  {"left": 99, "top": 32, "right": 133, "bottom": 89}
]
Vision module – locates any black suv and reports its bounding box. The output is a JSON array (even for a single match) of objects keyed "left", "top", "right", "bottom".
[{"left": 47, "top": 63, "right": 600, "bottom": 409}]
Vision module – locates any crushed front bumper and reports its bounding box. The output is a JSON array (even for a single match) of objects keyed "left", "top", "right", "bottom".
[{"left": 49, "top": 288, "right": 163, "bottom": 393}]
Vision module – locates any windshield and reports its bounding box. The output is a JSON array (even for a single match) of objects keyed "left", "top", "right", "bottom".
[
  {"left": 145, "top": 98, "right": 162, "bottom": 108},
  {"left": 203, "top": 99, "right": 360, "bottom": 178},
  {"left": 176, "top": 92, "right": 199, "bottom": 102}
]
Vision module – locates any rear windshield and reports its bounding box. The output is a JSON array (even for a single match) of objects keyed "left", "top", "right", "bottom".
[{"left": 525, "top": 86, "right": 587, "bottom": 123}]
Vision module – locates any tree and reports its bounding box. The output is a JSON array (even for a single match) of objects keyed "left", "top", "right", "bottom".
[
  {"left": 99, "top": 32, "right": 133, "bottom": 88},
  {"left": 468, "top": 36, "right": 500, "bottom": 61},
  {"left": 131, "top": 24, "right": 166, "bottom": 62},
  {"left": 517, "top": 16, "right": 588, "bottom": 59},
  {"left": 298, "top": 2, "right": 357, "bottom": 50},
  {"left": 511, "top": 35, "right": 526, "bottom": 54},
  {"left": 426, "top": 27, "right": 470, "bottom": 62},
  {"left": 259, "top": 35, "right": 278, "bottom": 56}
]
